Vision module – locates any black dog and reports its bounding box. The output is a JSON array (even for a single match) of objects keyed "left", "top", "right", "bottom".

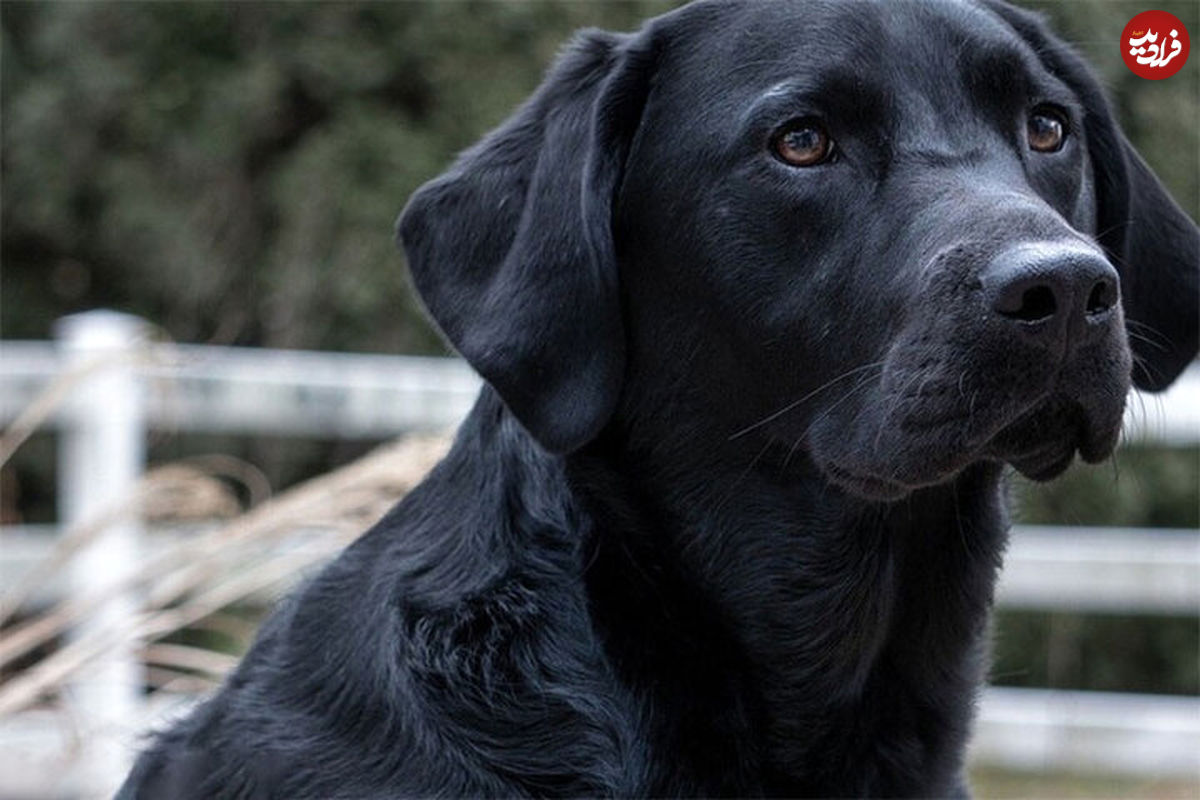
[{"left": 120, "top": 0, "right": 1198, "bottom": 796}]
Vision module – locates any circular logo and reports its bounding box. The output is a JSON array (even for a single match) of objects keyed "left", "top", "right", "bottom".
[{"left": 1121, "top": 10, "right": 1190, "bottom": 80}]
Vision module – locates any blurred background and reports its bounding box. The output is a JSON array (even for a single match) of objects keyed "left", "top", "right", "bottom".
[{"left": 1, "top": 1, "right": 1196, "bottom": 797}]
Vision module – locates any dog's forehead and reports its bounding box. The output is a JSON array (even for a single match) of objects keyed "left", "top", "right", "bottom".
[{"left": 653, "top": 0, "right": 1041, "bottom": 119}]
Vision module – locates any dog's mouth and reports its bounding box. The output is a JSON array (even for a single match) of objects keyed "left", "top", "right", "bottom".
[
  {"left": 812, "top": 384, "right": 1126, "bottom": 502},
  {"left": 822, "top": 462, "right": 912, "bottom": 502},
  {"left": 1005, "top": 439, "right": 1078, "bottom": 481},
  {"left": 985, "top": 393, "right": 1123, "bottom": 478}
]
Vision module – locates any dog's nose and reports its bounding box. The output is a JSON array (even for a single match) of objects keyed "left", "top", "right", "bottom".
[{"left": 985, "top": 242, "right": 1119, "bottom": 349}]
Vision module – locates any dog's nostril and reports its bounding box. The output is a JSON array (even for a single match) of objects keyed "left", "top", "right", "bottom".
[
  {"left": 1002, "top": 284, "right": 1057, "bottom": 322},
  {"left": 1086, "top": 279, "right": 1116, "bottom": 315},
  {"left": 987, "top": 243, "right": 1119, "bottom": 343}
]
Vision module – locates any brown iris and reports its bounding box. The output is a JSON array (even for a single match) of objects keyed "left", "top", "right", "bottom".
[
  {"left": 1027, "top": 107, "right": 1067, "bottom": 153},
  {"left": 773, "top": 120, "right": 833, "bottom": 166}
]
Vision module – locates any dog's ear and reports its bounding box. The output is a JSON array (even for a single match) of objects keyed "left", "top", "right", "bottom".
[
  {"left": 982, "top": 1, "right": 1199, "bottom": 391},
  {"left": 397, "top": 31, "right": 655, "bottom": 452}
]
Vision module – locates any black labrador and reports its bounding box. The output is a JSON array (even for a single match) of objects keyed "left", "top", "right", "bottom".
[{"left": 120, "top": 0, "right": 1198, "bottom": 796}]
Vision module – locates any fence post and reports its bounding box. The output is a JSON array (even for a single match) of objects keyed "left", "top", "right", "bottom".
[{"left": 55, "top": 311, "right": 146, "bottom": 796}]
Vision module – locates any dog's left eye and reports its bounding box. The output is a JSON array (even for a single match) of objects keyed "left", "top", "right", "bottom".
[
  {"left": 772, "top": 119, "right": 835, "bottom": 166},
  {"left": 1027, "top": 106, "right": 1068, "bottom": 153}
]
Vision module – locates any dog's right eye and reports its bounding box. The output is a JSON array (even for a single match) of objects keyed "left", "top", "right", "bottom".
[
  {"left": 772, "top": 119, "right": 834, "bottom": 167},
  {"left": 1027, "top": 106, "right": 1068, "bottom": 153}
]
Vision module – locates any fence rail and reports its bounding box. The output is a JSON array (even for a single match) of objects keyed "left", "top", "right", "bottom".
[
  {"left": 2, "top": 337, "right": 480, "bottom": 438},
  {"left": 971, "top": 687, "right": 1200, "bottom": 777},
  {"left": 1, "top": 311, "right": 1197, "bottom": 796},
  {"left": 3, "top": 523, "right": 1197, "bottom": 615},
  {"left": 998, "top": 525, "right": 1200, "bottom": 614},
  {"left": 6, "top": 337, "right": 1199, "bottom": 444}
]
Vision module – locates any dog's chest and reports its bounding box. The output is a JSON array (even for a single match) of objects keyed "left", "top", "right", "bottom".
[
  {"left": 579, "top": 456, "right": 1008, "bottom": 795},
  {"left": 745, "top": 490, "right": 1006, "bottom": 794},
  {"left": 628, "top": 482, "right": 1006, "bottom": 794}
]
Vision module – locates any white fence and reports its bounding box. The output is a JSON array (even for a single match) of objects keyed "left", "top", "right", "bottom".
[{"left": 1, "top": 311, "right": 1198, "bottom": 796}]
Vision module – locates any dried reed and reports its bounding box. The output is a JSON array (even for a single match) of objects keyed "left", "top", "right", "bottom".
[{"left": 0, "top": 434, "right": 449, "bottom": 718}]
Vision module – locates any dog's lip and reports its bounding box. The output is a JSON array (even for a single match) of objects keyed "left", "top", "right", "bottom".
[
  {"left": 983, "top": 388, "right": 1124, "bottom": 478},
  {"left": 1006, "top": 439, "right": 1078, "bottom": 481},
  {"left": 809, "top": 370, "right": 1125, "bottom": 500},
  {"left": 822, "top": 461, "right": 912, "bottom": 502}
]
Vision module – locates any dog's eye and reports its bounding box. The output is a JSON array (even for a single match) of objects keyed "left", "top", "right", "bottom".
[
  {"left": 1027, "top": 107, "right": 1068, "bottom": 153},
  {"left": 772, "top": 119, "right": 834, "bottom": 166}
]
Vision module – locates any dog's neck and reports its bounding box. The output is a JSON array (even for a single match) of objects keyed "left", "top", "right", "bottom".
[{"left": 566, "top": 396, "right": 1011, "bottom": 790}]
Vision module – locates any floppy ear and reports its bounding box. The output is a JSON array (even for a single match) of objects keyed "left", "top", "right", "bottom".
[
  {"left": 397, "top": 30, "right": 655, "bottom": 452},
  {"left": 982, "top": 0, "right": 1199, "bottom": 391},
  {"left": 1113, "top": 147, "right": 1200, "bottom": 390}
]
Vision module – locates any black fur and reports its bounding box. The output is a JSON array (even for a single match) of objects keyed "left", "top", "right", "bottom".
[{"left": 119, "top": 1, "right": 1198, "bottom": 797}]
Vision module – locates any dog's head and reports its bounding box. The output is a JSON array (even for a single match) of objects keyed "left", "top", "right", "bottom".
[{"left": 398, "top": 0, "right": 1198, "bottom": 501}]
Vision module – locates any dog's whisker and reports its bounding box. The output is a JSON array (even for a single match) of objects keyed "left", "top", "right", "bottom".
[
  {"left": 872, "top": 366, "right": 927, "bottom": 454},
  {"left": 714, "top": 438, "right": 778, "bottom": 510},
  {"left": 1129, "top": 348, "right": 1167, "bottom": 389},
  {"left": 728, "top": 361, "right": 886, "bottom": 441},
  {"left": 783, "top": 372, "right": 882, "bottom": 469},
  {"left": 1125, "top": 320, "right": 1173, "bottom": 353},
  {"left": 1127, "top": 330, "right": 1169, "bottom": 354},
  {"left": 1091, "top": 217, "right": 1135, "bottom": 245}
]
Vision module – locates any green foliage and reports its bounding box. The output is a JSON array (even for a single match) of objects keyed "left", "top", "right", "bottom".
[
  {"left": 5, "top": 1, "right": 1193, "bottom": 351},
  {"left": 992, "top": 610, "right": 1199, "bottom": 695},
  {"left": 996, "top": 446, "right": 1199, "bottom": 696},
  {"left": 1027, "top": 0, "right": 1200, "bottom": 220},
  {"left": 1014, "top": 445, "right": 1199, "bottom": 528},
  {"left": 1, "top": 1, "right": 677, "bottom": 349}
]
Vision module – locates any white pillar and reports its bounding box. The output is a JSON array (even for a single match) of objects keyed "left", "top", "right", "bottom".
[{"left": 56, "top": 311, "right": 146, "bottom": 797}]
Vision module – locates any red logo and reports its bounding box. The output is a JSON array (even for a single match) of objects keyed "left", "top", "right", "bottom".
[{"left": 1121, "top": 10, "right": 1190, "bottom": 80}]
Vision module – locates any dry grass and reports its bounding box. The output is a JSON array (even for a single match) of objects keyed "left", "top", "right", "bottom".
[
  {"left": 971, "top": 766, "right": 1200, "bottom": 799},
  {"left": 0, "top": 433, "right": 449, "bottom": 718}
]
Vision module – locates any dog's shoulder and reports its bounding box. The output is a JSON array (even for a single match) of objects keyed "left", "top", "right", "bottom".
[{"left": 122, "top": 390, "right": 646, "bottom": 798}]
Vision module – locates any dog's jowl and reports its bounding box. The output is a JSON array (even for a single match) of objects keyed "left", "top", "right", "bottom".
[{"left": 119, "top": 1, "right": 1198, "bottom": 797}]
